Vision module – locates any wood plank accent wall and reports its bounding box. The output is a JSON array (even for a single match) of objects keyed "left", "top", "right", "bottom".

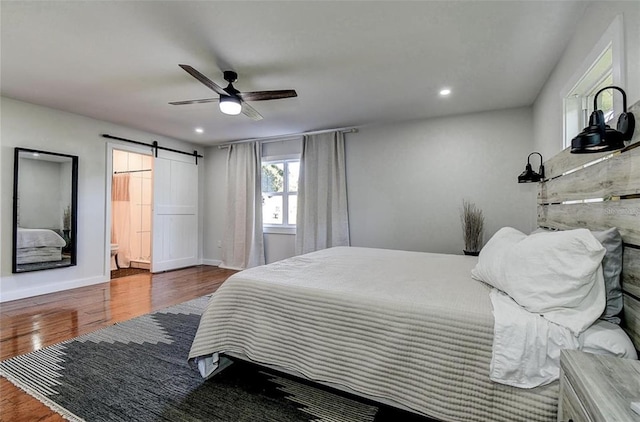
[
  {"left": 623, "top": 247, "right": 640, "bottom": 298},
  {"left": 537, "top": 100, "right": 640, "bottom": 351},
  {"left": 539, "top": 147, "right": 640, "bottom": 203},
  {"left": 537, "top": 199, "right": 640, "bottom": 245}
]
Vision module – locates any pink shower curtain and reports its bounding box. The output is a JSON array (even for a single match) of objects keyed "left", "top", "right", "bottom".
[{"left": 111, "top": 173, "right": 131, "bottom": 268}]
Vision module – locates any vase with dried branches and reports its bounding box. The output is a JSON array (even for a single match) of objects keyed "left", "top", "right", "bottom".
[{"left": 460, "top": 200, "right": 484, "bottom": 256}]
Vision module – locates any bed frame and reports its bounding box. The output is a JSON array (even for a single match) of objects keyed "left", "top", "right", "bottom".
[
  {"left": 200, "top": 105, "right": 640, "bottom": 422},
  {"left": 537, "top": 100, "right": 640, "bottom": 351}
]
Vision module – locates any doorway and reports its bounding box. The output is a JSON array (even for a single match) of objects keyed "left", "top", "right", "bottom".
[{"left": 111, "top": 149, "right": 153, "bottom": 279}]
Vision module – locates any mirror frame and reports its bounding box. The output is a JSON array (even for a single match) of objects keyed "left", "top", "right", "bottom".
[{"left": 12, "top": 148, "right": 79, "bottom": 273}]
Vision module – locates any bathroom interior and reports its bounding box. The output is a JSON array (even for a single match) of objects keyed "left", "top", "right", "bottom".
[{"left": 111, "top": 149, "right": 153, "bottom": 278}]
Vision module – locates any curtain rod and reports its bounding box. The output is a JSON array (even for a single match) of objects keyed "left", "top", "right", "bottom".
[
  {"left": 102, "top": 134, "right": 203, "bottom": 164},
  {"left": 217, "top": 126, "right": 359, "bottom": 149}
]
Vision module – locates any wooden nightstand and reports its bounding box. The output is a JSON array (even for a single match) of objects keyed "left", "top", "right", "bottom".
[{"left": 559, "top": 350, "right": 640, "bottom": 422}]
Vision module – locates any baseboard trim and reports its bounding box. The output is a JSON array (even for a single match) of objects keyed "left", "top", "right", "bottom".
[
  {"left": 0, "top": 274, "right": 108, "bottom": 303},
  {"left": 219, "top": 264, "right": 244, "bottom": 271},
  {"left": 130, "top": 261, "right": 151, "bottom": 270},
  {"left": 202, "top": 259, "right": 222, "bottom": 267}
]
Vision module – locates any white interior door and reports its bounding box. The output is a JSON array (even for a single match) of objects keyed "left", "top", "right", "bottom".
[{"left": 152, "top": 150, "right": 198, "bottom": 272}]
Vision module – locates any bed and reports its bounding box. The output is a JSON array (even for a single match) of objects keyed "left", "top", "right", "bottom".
[
  {"left": 189, "top": 127, "right": 640, "bottom": 421},
  {"left": 16, "top": 227, "right": 66, "bottom": 264},
  {"left": 192, "top": 247, "right": 566, "bottom": 421}
]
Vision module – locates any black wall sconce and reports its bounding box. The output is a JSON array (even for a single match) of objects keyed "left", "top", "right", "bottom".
[
  {"left": 571, "top": 85, "right": 635, "bottom": 154},
  {"left": 518, "top": 152, "right": 545, "bottom": 183}
]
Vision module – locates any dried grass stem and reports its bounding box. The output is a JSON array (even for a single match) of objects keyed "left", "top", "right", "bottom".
[{"left": 461, "top": 200, "right": 484, "bottom": 252}]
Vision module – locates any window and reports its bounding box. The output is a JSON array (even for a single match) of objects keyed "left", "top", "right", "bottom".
[
  {"left": 562, "top": 15, "right": 624, "bottom": 149},
  {"left": 261, "top": 158, "right": 299, "bottom": 229},
  {"left": 564, "top": 47, "right": 614, "bottom": 149}
]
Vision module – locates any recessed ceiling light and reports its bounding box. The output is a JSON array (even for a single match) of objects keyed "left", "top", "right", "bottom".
[
  {"left": 439, "top": 88, "right": 451, "bottom": 96},
  {"left": 195, "top": 127, "right": 204, "bottom": 134}
]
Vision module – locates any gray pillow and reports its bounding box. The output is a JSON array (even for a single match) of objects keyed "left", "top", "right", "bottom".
[
  {"left": 531, "top": 227, "right": 623, "bottom": 324},
  {"left": 591, "top": 228, "right": 623, "bottom": 325}
]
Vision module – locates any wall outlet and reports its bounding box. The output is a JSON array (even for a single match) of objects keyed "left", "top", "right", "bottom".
[{"left": 217, "top": 240, "right": 222, "bottom": 248}]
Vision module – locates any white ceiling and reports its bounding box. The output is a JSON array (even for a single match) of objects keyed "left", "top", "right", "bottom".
[{"left": 1, "top": 1, "right": 588, "bottom": 146}]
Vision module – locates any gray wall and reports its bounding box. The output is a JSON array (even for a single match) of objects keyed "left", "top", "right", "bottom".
[
  {"left": 203, "top": 106, "right": 537, "bottom": 264},
  {"left": 347, "top": 107, "right": 536, "bottom": 254}
]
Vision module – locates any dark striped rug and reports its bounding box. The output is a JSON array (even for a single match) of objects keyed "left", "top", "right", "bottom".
[{"left": 0, "top": 296, "right": 436, "bottom": 422}]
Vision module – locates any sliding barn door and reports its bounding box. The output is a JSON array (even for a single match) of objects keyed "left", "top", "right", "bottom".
[{"left": 152, "top": 150, "right": 198, "bottom": 272}]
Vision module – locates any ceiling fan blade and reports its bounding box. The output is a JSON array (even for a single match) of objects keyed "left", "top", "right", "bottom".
[
  {"left": 169, "top": 98, "right": 219, "bottom": 106},
  {"left": 178, "top": 64, "right": 227, "bottom": 96},
  {"left": 241, "top": 102, "right": 263, "bottom": 121},
  {"left": 240, "top": 90, "right": 298, "bottom": 102}
]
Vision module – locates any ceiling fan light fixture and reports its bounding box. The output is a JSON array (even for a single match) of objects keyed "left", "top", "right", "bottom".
[{"left": 219, "top": 95, "right": 242, "bottom": 115}]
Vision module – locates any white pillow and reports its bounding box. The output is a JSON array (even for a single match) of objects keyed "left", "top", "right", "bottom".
[
  {"left": 532, "top": 227, "right": 624, "bottom": 324},
  {"left": 471, "top": 227, "right": 606, "bottom": 334},
  {"left": 579, "top": 319, "right": 638, "bottom": 359}
]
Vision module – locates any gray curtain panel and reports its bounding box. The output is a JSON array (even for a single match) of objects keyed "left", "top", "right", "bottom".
[
  {"left": 295, "top": 131, "right": 350, "bottom": 255},
  {"left": 221, "top": 142, "right": 265, "bottom": 270}
]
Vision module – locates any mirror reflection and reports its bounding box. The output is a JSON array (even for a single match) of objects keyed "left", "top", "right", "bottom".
[{"left": 13, "top": 148, "right": 78, "bottom": 273}]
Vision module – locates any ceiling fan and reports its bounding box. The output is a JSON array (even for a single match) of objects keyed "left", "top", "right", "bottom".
[{"left": 170, "top": 64, "right": 297, "bottom": 121}]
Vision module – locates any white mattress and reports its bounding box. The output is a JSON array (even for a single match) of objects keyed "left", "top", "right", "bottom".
[{"left": 189, "top": 247, "right": 558, "bottom": 421}]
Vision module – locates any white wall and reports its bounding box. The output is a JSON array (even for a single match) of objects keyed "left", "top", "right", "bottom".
[
  {"left": 202, "top": 106, "right": 537, "bottom": 263},
  {"left": 533, "top": 2, "right": 640, "bottom": 158},
  {"left": 347, "top": 107, "right": 536, "bottom": 254},
  {"left": 0, "top": 97, "right": 204, "bottom": 302}
]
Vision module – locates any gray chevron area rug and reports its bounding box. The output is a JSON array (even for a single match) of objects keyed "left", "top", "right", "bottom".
[{"left": 0, "top": 296, "right": 436, "bottom": 422}]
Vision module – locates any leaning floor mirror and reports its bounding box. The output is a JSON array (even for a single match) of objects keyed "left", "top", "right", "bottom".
[{"left": 12, "top": 148, "right": 78, "bottom": 273}]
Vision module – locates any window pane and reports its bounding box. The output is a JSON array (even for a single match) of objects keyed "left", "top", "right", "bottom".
[
  {"left": 592, "top": 73, "right": 614, "bottom": 122},
  {"left": 288, "top": 161, "right": 299, "bottom": 193},
  {"left": 262, "top": 194, "right": 283, "bottom": 224},
  {"left": 262, "top": 163, "right": 284, "bottom": 193},
  {"left": 288, "top": 194, "right": 297, "bottom": 225}
]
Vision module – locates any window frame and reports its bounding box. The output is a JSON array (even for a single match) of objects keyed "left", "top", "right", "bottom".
[{"left": 261, "top": 155, "right": 300, "bottom": 235}]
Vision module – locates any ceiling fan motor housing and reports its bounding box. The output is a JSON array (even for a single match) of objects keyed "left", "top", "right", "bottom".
[{"left": 223, "top": 71, "right": 238, "bottom": 83}]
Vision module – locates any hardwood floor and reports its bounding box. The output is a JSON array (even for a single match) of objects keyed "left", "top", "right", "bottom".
[{"left": 0, "top": 265, "right": 236, "bottom": 422}]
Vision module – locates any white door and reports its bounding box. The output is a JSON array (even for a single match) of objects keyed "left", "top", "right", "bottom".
[{"left": 152, "top": 150, "right": 198, "bottom": 272}]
